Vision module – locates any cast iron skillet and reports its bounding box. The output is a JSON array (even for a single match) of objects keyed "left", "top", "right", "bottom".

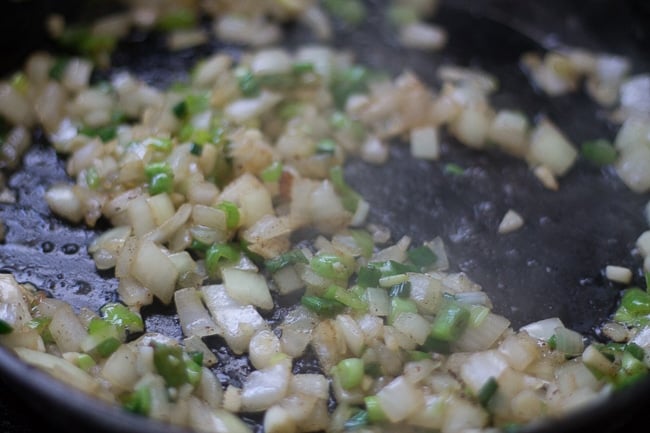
[{"left": 1, "top": 1, "right": 650, "bottom": 432}]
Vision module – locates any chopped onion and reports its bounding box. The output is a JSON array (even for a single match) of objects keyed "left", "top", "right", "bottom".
[
  {"left": 398, "top": 22, "right": 447, "bottom": 51},
  {"left": 453, "top": 312, "right": 510, "bottom": 352},
  {"left": 410, "top": 126, "right": 440, "bottom": 160},
  {"left": 527, "top": 119, "right": 578, "bottom": 176},
  {"left": 619, "top": 74, "right": 650, "bottom": 118},
  {"left": 615, "top": 144, "right": 650, "bottom": 193},
  {"left": 392, "top": 312, "right": 430, "bottom": 345},
  {"left": 375, "top": 376, "right": 424, "bottom": 423},
  {"left": 498, "top": 209, "right": 525, "bottom": 234},
  {"left": 221, "top": 267, "right": 273, "bottom": 311},
  {"left": 605, "top": 265, "right": 632, "bottom": 284},
  {"left": 241, "top": 360, "right": 291, "bottom": 412},
  {"left": 249, "top": 329, "right": 282, "bottom": 370},
  {"left": 488, "top": 110, "right": 529, "bottom": 157},
  {"left": 15, "top": 348, "right": 100, "bottom": 395},
  {"left": 45, "top": 184, "right": 84, "bottom": 223},
  {"left": 49, "top": 304, "right": 88, "bottom": 353},
  {"left": 175, "top": 287, "right": 221, "bottom": 338},
  {"left": 553, "top": 326, "right": 585, "bottom": 356},
  {"left": 130, "top": 240, "right": 179, "bottom": 304},
  {"left": 520, "top": 317, "right": 565, "bottom": 341},
  {"left": 0, "top": 83, "right": 34, "bottom": 126}
]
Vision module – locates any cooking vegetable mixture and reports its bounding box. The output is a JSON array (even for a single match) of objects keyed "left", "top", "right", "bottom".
[{"left": 1, "top": 1, "right": 650, "bottom": 433}]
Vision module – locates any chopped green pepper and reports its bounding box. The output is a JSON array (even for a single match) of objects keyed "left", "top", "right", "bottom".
[
  {"left": 78, "top": 124, "right": 118, "bottom": 142},
  {"left": 10, "top": 72, "right": 29, "bottom": 94},
  {"left": 48, "top": 57, "right": 69, "bottom": 81},
  {"left": 156, "top": 8, "right": 197, "bottom": 31},
  {"left": 407, "top": 245, "right": 437, "bottom": 269},
  {"left": 387, "top": 5, "right": 418, "bottom": 26},
  {"left": 236, "top": 69, "right": 260, "bottom": 97},
  {"left": 189, "top": 239, "right": 210, "bottom": 253},
  {"left": 310, "top": 253, "right": 354, "bottom": 281},
  {"left": 95, "top": 337, "right": 122, "bottom": 357},
  {"left": 388, "top": 281, "right": 411, "bottom": 298},
  {"left": 444, "top": 163, "right": 466, "bottom": 176},
  {"left": 357, "top": 266, "right": 381, "bottom": 288},
  {"left": 344, "top": 409, "right": 368, "bottom": 430},
  {"left": 330, "top": 111, "right": 366, "bottom": 141},
  {"left": 27, "top": 317, "right": 54, "bottom": 343},
  {"left": 330, "top": 165, "right": 362, "bottom": 212},
  {"left": 205, "top": 243, "right": 241, "bottom": 276},
  {"left": 190, "top": 142, "right": 203, "bottom": 156},
  {"left": 172, "top": 100, "right": 188, "bottom": 119},
  {"left": 316, "top": 138, "right": 337, "bottom": 155},
  {"left": 153, "top": 342, "right": 188, "bottom": 387},
  {"left": 76, "top": 353, "right": 96, "bottom": 371},
  {"left": 101, "top": 302, "right": 144, "bottom": 334},
  {"left": 547, "top": 334, "right": 557, "bottom": 350},
  {"left": 368, "top": 260, "right": 418, "bottom": 278},
  {"left": 184, "top": 351, "right": 203, "bottom": 386},
  {"left": 364, "top": 396, "right": 387, "bottom": 423},
  {"left": 84, "top": 167, "right": 100, "bottom": 190},
  {"left": 625, "top": 342, "right": 646, "bottom": 361},
  {"left": 349, "top": 229, "right": 374, "bottom": 258},
  {"left": 122, "top": 386, "right": 152, "bottom": 416},
  {"left": 265, "top": 249, "right": 308, "bottom": 273},
  {"left": 0, "top": 319, "right": 13, "bottom": 335},
  {"left": 323, "top": 0, "right": 367, "bottom": 26},
  {"left": 292, "top": 61, "right": 315, "bottom": 74},
  {"left": 330, "top": 65, "right": 371, "bottom": 109},
  {"left": 478, "top": 377, "right": 499, "bottom": 407},
  {"left": 335, "top": 357, "right": 365, "bottom": 389},
  {"left": 407, "top": 350, "right": 431, "bottom": 361},
  {"left": 388, "top": 297, "right": 418, "bottom": 325},
  {"left": 429, "top": 300, "right": 470, "bottom": 342},
  {"left": 261, "top": 161, "right": 283, "bottom": 182},
  {"left": 144, "top": 162, "right": 174, "bottom": 195},
  {"left": 85, "top": 317, "right": 122, "bottom": 357},
  {"left": 144, "top": 137, "right": 173, "bottom": 153},
  {"left": 216, "top": 201, "right": 240, "bottom": 229},
  {"left": 323, "top": 284, "right": 367, "bottom": 311},
  {"left": 581, "top": 139, "right": 618, "bottom": 166},
  {"left": 301, "top": 295, "right": 346, "bottom": 317},
  {"left": 420, "top": 335, "right": 451, "bottom": 354}
]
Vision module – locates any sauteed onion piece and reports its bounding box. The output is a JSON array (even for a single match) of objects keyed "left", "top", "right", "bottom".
[{"left": 1, "top": 2, "right": 650, "bottom": 433}]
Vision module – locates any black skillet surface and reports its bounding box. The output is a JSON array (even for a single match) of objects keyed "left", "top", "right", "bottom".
[{"left": 1, "top": 1, "right": 650, "bottom": 433}]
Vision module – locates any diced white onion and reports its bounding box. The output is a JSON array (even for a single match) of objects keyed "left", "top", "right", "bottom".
[
  {"left": 410, "top": 126, "right": 440, "bottom": 160},
  {"left": 222, "top": 267, "right": 273, "bottom": 311},
  {"left": 15, "top": 348, "right": 99, "bottom": 395},
  {"left": 398, "top": 22, "right": 447, "bottom": 51},
  {"left": 453, "top": 312, "right": 510, "bottom": 352},
  {"left": 498, "top": 209, "right": 525, "bottom": 234},
  {"left": 49, "top": 304, "right": 88, "bottom": 353},
  {"left": 605, "top": 265, "right": 632, "bottom": 284},
  {"left": 375, "top": 376, "right": 424, "bottom": 423},
  {"left": 241, "top": 360, "right": 291, "bottom": 412},
  {"left": 520, "top": 317, "right": 564, "bottom": 341},
  {"left": 527, "top": 119, "right": 578, "bottom": 176},
  {"left": 249, "top": 329, "right": 282, "bottom": 370},
  {"left": 175, "top": 287, "right": 221, "bottom": 338},
  {"left": 130, "top": 240, "right": 179, "bottom": 304}
]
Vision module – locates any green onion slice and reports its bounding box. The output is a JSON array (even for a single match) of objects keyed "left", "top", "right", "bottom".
[
  {"left": 581, "top": 139, "right": 618, "bottom": 166},
  {"left": 0, "top": 319, "right": 13, "bottom": 335},
  {"left": 301, "top": 295, "right": 346, "bottom": 317},
  {"left": 216, "top": 201, "right": 240, "bottom": 230},
  {"left": 265, "top": 249, "right": 308, "bottom": 273}
]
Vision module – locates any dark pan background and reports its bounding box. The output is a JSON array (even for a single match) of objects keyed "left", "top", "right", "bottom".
[{"left": 1, "top": 1, "right": 650, "bottom": 433}]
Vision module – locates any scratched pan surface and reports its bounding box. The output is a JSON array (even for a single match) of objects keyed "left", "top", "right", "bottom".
[{"left": 0, "top": 1, "right": 650, "bottom": 432}]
